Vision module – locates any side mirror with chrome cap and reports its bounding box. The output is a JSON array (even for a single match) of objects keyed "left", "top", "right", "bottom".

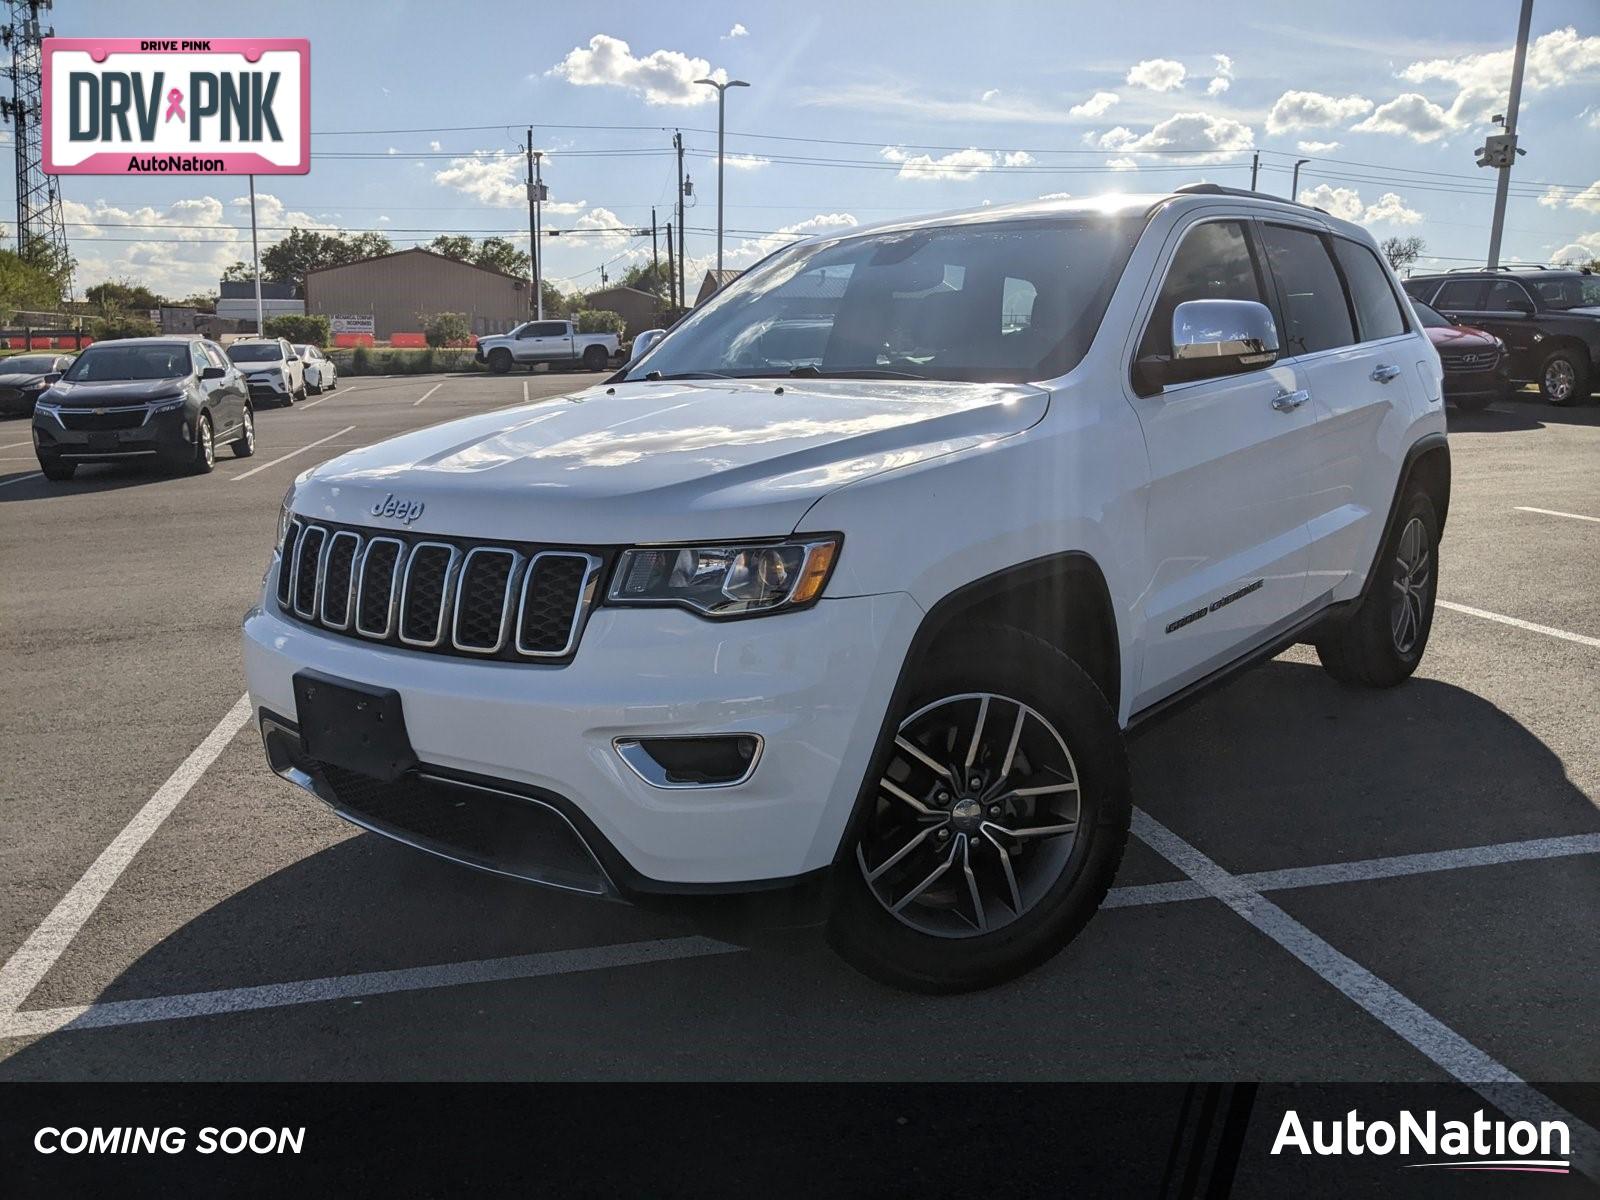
[
  {"left": 629, "top": 329, "right": 665, "bottom": 363},
  {"left": 1132, "top": 298, "right": 1280, "bottom": 395}
]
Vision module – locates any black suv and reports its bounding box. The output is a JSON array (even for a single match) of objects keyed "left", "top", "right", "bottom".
[{"left": 1402, "top": 267, "right": 1600, "bottom": 405}]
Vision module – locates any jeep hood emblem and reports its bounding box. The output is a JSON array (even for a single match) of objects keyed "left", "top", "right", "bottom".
[{"left": 371, "top": 493, "right": 425, "bottom": 525}]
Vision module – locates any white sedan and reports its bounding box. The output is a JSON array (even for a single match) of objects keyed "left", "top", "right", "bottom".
[{"left": 296, "top": 345, "right": 338, "bottom": 394}]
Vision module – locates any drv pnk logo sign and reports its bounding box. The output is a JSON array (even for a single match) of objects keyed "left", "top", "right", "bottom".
[{"left": 42, "top": 39, "right": 309, "bottom": 175}]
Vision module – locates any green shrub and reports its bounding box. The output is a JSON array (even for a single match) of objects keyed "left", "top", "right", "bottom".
[
  {"left": 422, "top": 311, "right": 472, "bottom": 348},
  {"left": 263, "top": 314, "right": 331, "bottom": 346},
  {"left": 88, "top": 314, "right": 159, "bottom": 340},
  {"left": 331, "top": 346, "right": 486, "bottom": 376},
  {"left": 575, "top": 309, "right": 625, "bottom": 336}
]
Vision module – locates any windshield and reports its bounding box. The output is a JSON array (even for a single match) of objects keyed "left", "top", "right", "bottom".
[
  {"left": 62, "top": 344, "right": 190, "bottom": 382},
  {"left": 5, "top": 355, "right": 60, "bottom": 373},
  {"left": 294, "top": 345, "right": 316, "bottom": 358},
  {"left": 1531, "top": 276, "right": 1600, "bottom": 310},
  {"left": 1411, "top": 301, "right": 1451, "bottom": 329},
  {"left": 627, "top": 216, "right": 1144, "bottom": 384},
  {"left": 229, "top": 343, "right": 283, "bottom": 363}
]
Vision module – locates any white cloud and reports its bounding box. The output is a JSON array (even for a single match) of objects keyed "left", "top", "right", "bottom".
[
  {"left": 1586, "top": 106, "right": 1600, "bottom": 130},
  {"left": 573, "top": 206, "right": 632, "bottom": 247},
  {"left": 1095, "top": 111, "right": 1254, "bottom": 164},
  {"left": 1399, "top": 27, "right": 1600, "bottom": 126},
  {"left": 1550, "top": 231, "right": 1600, "bottom": 265},
  {"left": 723, "top": 23, "right": 748, "bottom": 39},
  {"left": 1068, "top": 90, "right": 1118, "bottom": 119},
  {"left": 1206, "top": 54, "right": 1233, "bottom": 96},
  {"left": 1351, "top": 93, "right": 1453, "bottom": 142},
  {"left": 386, "top": 146, "right": 397, "bottom": 155},
  {"left": 432, "top": 150, "right": 585, "bottom": 213},
  {"left": 669, "top": 213, "right": 860, "bottom": 284},
  {"left": 548, "top": 34, "right": 722, "bottom": 106},
  {"left": 1106, "top": 156, "right": 1139, "bottom": 172},
  {"left": 981, "top": 88, "right": 1001, "bottom": 102},
  {"left": 1127, "top": 58, "right": 1185, "bottom": 92},
  {"left": 1296, "top": 139, "right": 1340, "bottom": 154},
  {"left": 1538, "top": 186, "right": 1566, "bottom": 208},
  {"left": 880, "top": 145, "right": 1036, "bottom": 181},
  {"left": 1298, "top": 183, "right": 1422, "bottom": 226},
  {"left": 723, "top": 153, "right": 771, "bottom": 170},
  {"left": 1266, "top": 90, "right": 1373, "bottom": 133},
  {"left": 429, "top": 140, "right": 441, "bottom": 152},
  {"left": 1568, "top": 181, "right": 1600, "bottom": 213}
]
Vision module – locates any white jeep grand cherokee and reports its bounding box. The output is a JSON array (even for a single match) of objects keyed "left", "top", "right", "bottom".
[{"left": 244, "top": 187, "right": 1447, "bottom": 992}]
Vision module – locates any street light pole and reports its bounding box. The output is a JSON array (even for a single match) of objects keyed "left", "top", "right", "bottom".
[
  {"left": 248, "top": 174, "right": 264, "bottom": 336},
  {"left": 1291, "top": 158, "right": 1310, "bottom": 199},
  {"left": 694, "top": 77, "right": 749, "bottom": 283},
  {"left": 526, "top": 129, "right": 546, "bottom": 321},
  {"left": 1486, "top": 0, "right": 1534, "bottom": 270}
]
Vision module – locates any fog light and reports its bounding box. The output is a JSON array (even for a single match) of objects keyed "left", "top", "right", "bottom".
[{"left": 614, "top": 735, "right": 763, "bottom": 788}]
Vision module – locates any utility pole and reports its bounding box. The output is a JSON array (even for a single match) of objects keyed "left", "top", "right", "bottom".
[
  {"left": 674, "top": 130, "right": 687, "bottom": 308},
  {"left": 1249, "top": 151, "right": 1260, "bottom": 190},
  {"left": 694, "top": 77, "right": 750, "bottom": 281},
  {"left": 664, "top": 224, "right": 676, "bottom": 314},
  {"left": 651, "top": 206, "right": 659, "bottom": 280},
  {"left": 248, "top": 174, "right": 264, "bottom": 335},
  {"left": 1291, "top": 158, "right": 1310, "bottom": 199},
  {"left": 526, "top": 129, "right": 547, "bottom": 320},
  {"left": 1482, "top": 0, "right": 1534, "bottom": 270}
]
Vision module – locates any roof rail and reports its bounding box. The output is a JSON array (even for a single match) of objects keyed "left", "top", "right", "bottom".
[
  {"left": 1172, "top": 183, "right": 1328, "bottom": 214},
  {"left": 1443, "top": 263, "right": 1558, "bottom": 273}
]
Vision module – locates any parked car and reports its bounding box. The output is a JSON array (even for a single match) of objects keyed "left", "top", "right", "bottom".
[
  {"left": 228, "top": 337, "right": 308, "bottom": 405},
  {"left": 0, "top": 352, "right": 74, "bottom": 417},
  {"left": 295, "top": 344, "right": 338, "bottom": 394},
  {"left": 34, "top": 337, "right": 252, "bottom": 480},
  {"left": 1409, "top": 300, "right": 1511, "bottom": 411},
  {"left": 475, "top": 320, "right": 620, "bottom": 374},
  {"left": 1402, "top": 267, "right": 1600, "bottom": 404},
  {"left": 246, "top": 186, "right": 1448, "bottom": 992}
]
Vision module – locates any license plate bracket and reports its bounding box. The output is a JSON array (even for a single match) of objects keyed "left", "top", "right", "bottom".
[
  {"left": 293, "top": 670, "right": 417, "bottom": 782},
  {"left": 87, "top": 432, "right": 116, "bottom": 451}
]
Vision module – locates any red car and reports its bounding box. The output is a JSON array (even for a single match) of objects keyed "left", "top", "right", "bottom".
[{"left": 1411, "top": 300, "right": 1512, "bottom": 411}]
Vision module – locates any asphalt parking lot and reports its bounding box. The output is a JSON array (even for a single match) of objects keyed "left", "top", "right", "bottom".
[{"left": 0, "top": 376, "right": 1596, "bottom": 1104}]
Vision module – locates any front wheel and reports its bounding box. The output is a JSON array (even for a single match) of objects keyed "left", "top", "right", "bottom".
[
  {"left": 39, "top": 459, "right": 76, "bottom": 481},
  {"left": 232, "top": 408, "right": 256, "bottom": 458},
  {"left": 191, "top": 413, "right": 216, "bottom": 474},
  {"left": 487, "top": 348, "right": 513, "bottom": 375},
  {"left": 827, "top": 623, "right": 1131, "bottom": 993},
  {"left": 1539, "top": 349, "right": 1588, "bottom": 406}
]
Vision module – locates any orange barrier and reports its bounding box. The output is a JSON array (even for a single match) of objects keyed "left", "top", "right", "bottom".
[
  {"left": 389, "top": 332, "right": 427, "bottom": 348},
  {"left": 334, "top": 333, "right": 375, "bottom": 347}
]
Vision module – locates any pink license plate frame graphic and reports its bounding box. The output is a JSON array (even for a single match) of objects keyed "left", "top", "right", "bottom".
[{"left": 42, "top": 38, "right": 310, "bottom": 175}]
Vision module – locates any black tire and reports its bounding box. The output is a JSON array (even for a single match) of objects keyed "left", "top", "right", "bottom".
[
  {"left": 308, "top": 380, "right": 323, "bottom": 396},
  {"left": 827, "top": 622, "right": 1131, "bottom": 993},
  {"left": 1538, "top": 347, "right": 1588, "bottom": 406},
  {"left": 1449, "top": 392, "right": 1494, "bottom": 413},
  {"left": 281, "top": 386, "right": 295, "bottom": 407},
  {"left": 583, "top": 345, "right": 609, "bottom": 371},
  {"left": 232, "top": 407, "right": 256, "bottom": 458},
  {"left": 295, "top": 382, "right": 308, "bottom": 402},
  {"left": 38, "top": 459, "right": 75, "bottom": 481},
  {"left": 1316, "top": 489, "right": 1438, "bottom": 687},
  {"left": 191, "top": 413, "right": 216, "bottom": 475},
  {"left": 488, "top": 348, "right": 513, "bottom": 375}
]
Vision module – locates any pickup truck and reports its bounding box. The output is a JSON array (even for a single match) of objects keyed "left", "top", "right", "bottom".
[{"left": 476, "top": 320, "right": 620, "bottom": 374}]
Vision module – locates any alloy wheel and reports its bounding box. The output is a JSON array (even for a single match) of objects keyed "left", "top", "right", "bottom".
[
  {"left": 1390, "top": 516, "right": 1430, "bottom": 654},
  {"left": 856, "top": 692, "right": 1081, "bottom": 938},
  {"left": 241, "top": 410, "right": 255, "bottom": 453},
  {"left": 1544, "top": 359, "right": 1576, "bottom": 403}
]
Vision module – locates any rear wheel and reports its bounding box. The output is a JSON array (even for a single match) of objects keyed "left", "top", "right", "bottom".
[
  {"left": 488, "top": 348, "right": 513, "bottom": 375},
  {"left": 828, "top": 623, "right": 1130, "bottom": 993},
  {"left": 1316, "top": 489, "right": 1438, "bottom": 687},
  {"left": 1539, "top": 348, "right": 1588, "bottom": 406},
  {"left": 232, "top": 407, "right": 256, "bottom": 458},
  {"left": 583, "top": 344, "right": 609, "bottom": 371}
]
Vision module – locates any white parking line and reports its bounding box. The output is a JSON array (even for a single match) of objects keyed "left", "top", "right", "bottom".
[
  {"left": 0, "top": 695, "right": 252, "bottom": 1020},
  {"left": 1515, "top": 506, "right": 1600, "bottom": 525},
  {"left": 1438, "top": 600, "right": 1600, "bottom": 650},
  {"left": 0, "top": 937, "right": 741, "bottom": 1038},
  {"left": 1131, "top": 808, "right": 1600, "bottom": 1180},
  {"left": 0, "top": 471, "right": 42, "bottom": 488},
  {"left": 522, "top": 380, "right": 529, "bottom": 405},
  {"left": 1105, "top": 831, "right": 1600, "bottom": 908},
  {"left": 412, "top": 382, "right": 444, "bottom": 407},
  {"left": 0, "top": 439, "right": 32, "bottom": 450},
  {"left": 232, "top": 425, "right": 357, "bottom": 482}
]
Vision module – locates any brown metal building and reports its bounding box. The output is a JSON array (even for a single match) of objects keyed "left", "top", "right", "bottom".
[
  {"left": 304, "top": 248, "right": 530, "bottom": 339},
  {"left": 582, "top": 285, "right": 661, "bottom": 338}
]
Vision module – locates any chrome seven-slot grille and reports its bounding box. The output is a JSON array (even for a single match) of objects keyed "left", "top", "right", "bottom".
[{"left": 277, "top": 517, "right": 603, "bottom": 662}]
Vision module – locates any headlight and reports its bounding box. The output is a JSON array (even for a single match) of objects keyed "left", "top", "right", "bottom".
[
  {"left": 276, "top": 483, "right": 297, "bottom": 552},
  {"left": 608, "top": 536, "right": 840, "bottom": 618},
  {"left": 148, "top": 394, "right": 186, "bottom": 413}
]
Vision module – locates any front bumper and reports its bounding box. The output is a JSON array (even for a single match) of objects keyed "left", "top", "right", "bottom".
[
  {"left": 243, "top": 586, "right": 921, "bottom": 891},
  {"left": 246, "top": 373, "right": 291, "bottom": 399},
  {"left": 33, "top": 404, "right": 193, "bottom": 464},
  {"left": 1441, "top": 356, "right": 1512, "bottom": 400}
]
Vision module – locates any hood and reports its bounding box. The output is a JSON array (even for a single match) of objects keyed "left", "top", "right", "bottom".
[
  {"left": 44, "top": 377, "right": 189, "bottom": 407},
  {"left": 1422, "top": 323, "right": 1498, "bottom": 348},
  {"left": 293, "top": 378, "right": 1048, "bottom": 544},
  {"left": 0, "top": 371, "right": 49, "bottom": 387}
]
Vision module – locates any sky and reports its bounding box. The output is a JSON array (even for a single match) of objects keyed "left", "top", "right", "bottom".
[{"left": 18, "top": 0, "right": 1600, "bottom": 298}]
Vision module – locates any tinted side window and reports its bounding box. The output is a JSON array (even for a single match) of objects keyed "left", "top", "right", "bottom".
[
  {"left": 1434, "top": 280, "right": 1487, "bottom": 310},
  {"left": 1484, "top": 280, "right": 1534, "bottom": 312},
  {"left": 1138, "top": 221, "right": 1264, "bottom": 360},
  {"left": 533, "top": 322, "right": 567, "bottom": 337},
  {"left": 189, "top": 342, "right": 210, "bottom": 373},
  {"left": 1259, "top": 224, "right": 1355, "bottom": 356},
  {"left": 1400, "top": 279, "right": 1436, "bottom": 301},
  {"left": 1333, "top": 239, "right": 1408, "bottom": 341}
]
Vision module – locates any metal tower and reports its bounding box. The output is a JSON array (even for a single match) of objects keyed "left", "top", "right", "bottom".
[{"left": 2, "top": 0, "right": 71, "bottom": 289}]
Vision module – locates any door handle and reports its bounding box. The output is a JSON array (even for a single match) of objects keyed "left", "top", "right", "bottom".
[
  {"left": 1271, "top": 388, "right": 1311, "bottom": 412},
  {"left": 1370, "top": 364, "right": 1403, "bottom": 384}
]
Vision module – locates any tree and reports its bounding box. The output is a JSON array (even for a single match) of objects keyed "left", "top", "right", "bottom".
[
  {"left": 264, "top": 314, "right": 332, "bottom": 346},
  {"left": 89, "top": 313, "right": 159, "bottom": 340},
  {"left": 422, "top": 312, "right": 472, "bottom": 348},
  {"left": 260, "top": 228, "right": 394, "bottom": 294},
  {"left": 175, "top": 291, "right": 218, "bottom": 313},
  {"left": 575, "top": 309, "right": 625, "bottom": 335},
  {"left": 0, "top": 249, "right": 70, "bottom": 320},
  {"left": 1380, "top": 236, "right": 1426, "bottom": 273},
  {"left": 619, "top": 261, "right": 670, "bottom": 298},
  {"left": 221, "top": 261, "right": 254, "bottom": 283},
  {"left": 85, "top": 278, "right": 165, "bottom": 314},
  {"left": 427, "top": 234, "right": 530, "bottom": 279}
]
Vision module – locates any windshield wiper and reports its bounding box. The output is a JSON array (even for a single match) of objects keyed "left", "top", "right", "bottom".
[
  {"left": 786, "top": 366, "right": 928, "bottom": 381},
  {"left": 642, "top": 370, "right": 737, "bottom": 381}
]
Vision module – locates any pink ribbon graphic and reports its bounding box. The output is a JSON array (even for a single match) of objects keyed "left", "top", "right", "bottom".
[{"left": 164, "top": 88, "right": 185, "bottom": 123}]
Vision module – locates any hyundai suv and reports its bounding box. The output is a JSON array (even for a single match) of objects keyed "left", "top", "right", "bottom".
[
  {"left": 1402, "top": 267, "right": 1600, "bottom": 404},
  {"left": 244, "top": 188, "right": 1449, "bottom": 992}
]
